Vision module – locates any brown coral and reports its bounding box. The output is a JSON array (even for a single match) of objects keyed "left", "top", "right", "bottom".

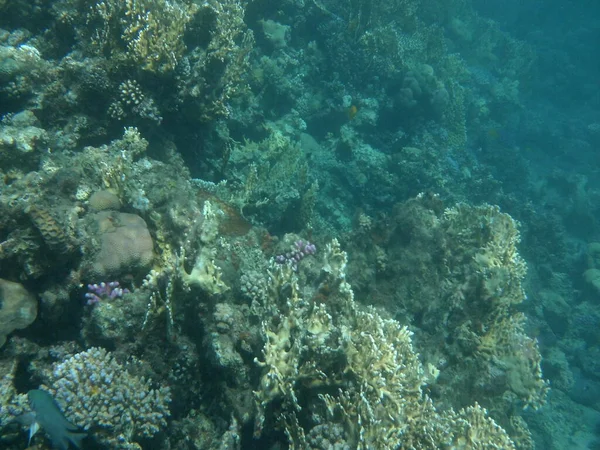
[
  {"left": 88, "top": 190, "right": 121, "bottom": 211},
  {"left": 27, "top": 205, "right": 73, "bottom": 255},
  {"left": 87, "top": 211, "right": 154, "bottom": 278}
]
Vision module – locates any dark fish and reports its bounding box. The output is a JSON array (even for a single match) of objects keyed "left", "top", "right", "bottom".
[{"left": 25, "top": 389, "right": 86, "bottom": 449}]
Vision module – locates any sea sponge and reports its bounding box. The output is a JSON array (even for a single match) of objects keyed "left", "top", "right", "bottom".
[{"left": 87, "top": 211, "right": 154, "bottom": 278}]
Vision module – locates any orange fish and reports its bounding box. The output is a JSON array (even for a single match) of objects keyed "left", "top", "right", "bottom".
[{"left": 348, "top": 105, "right": 358, "bottom": 120}]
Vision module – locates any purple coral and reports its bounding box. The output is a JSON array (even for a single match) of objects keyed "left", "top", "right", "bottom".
[
  {"left": 85, "top": 281, "right": 129, "bottom": 306},
  {"left": 275, "top": 239, "right": 317, "bottom": 271}
]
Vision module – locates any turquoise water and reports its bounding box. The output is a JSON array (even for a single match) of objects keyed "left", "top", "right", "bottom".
[{"left": 0, "top": 0, "right": 598, "bottom": 448}]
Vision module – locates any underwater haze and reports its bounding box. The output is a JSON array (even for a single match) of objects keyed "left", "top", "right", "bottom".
[{"left": 0, "top": 0, "right": 598, "bottom": 448}]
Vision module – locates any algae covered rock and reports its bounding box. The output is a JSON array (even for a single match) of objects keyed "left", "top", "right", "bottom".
[{"left": 0, "top": 278, "right": 37, "bottom": 347}]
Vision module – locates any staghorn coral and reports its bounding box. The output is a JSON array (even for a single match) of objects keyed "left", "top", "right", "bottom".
[
  {"left": 476, "top": 313, "right": 548, "bottom": 411},
  {"left": 253, "top": 239, "right": 518, "bottom": 448},
  {"left": 121, "top": 0, "right": 197, "bottom": 74},
  {"left": 447, "top": 403, "right": 518, "bottom": 449},
  {"left": 227, "top": 125, "right": 314, "bottom": 228},
  {"left": 442, "top": 202, "right": 528, "bottom": 310},
  {"left": 176, "top": 0, "right": 254, "bottom": 121}
]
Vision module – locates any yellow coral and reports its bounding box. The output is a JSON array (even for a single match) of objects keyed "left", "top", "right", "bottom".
[
  {"left": 449, "top": 403, "right": 517, "bottom": 450},
  {"left": 477, "top": 313, "right": 549, "bottom": 409},
  {"left": 253, "top": 239, "right": 519, "bottom": 448},
  {"left": 122, "top": 0, "right": 197, "bottom": 73},
  {"left": 178, "top": 201, "right": 229, "bottom": 295},
  {"left": 88, "top": 0, "right": 197, "bottom": 73}
]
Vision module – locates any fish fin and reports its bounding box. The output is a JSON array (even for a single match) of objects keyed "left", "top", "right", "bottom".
[
  {"left": 28, "top": 421, "right": 40, "bottom": 445},
  {"left": 67, "top": 430, "right": 87, "bottom": 449}
]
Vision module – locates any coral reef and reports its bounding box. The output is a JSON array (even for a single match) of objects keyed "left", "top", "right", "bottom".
[
  {"left": 0, "top": 0, "right": 561, "bottom": 448},
  {"left": 0, "top": 110, "right": 47, "bottom": 172},
  {"left": 85, "top": 281, "right": 129, "bottom": 305},
  {"left": 178, "top": 201, "right": 229, "bottom": 295},
  {"left": 344, "top": 195, "right": 548, "bottom": 447},
  {"left": 88, "top": 189, "right": 121, "bottom": 212},
  {"left": 27, "top": 205, "right": 75, "bottom": 256},
  {"left": 83, "top": 0, "right": 198, "bottom": 74},
  {"left": 43, "top": 347, "right": 171, "bottom": 449},
  {"left": 252, "top": 239, "right": 518, "bottom": 448}
]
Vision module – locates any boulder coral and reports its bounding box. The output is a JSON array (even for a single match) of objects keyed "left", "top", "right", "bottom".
[{"left": 86, "top": 211, "right": 154, "bottom": 278}]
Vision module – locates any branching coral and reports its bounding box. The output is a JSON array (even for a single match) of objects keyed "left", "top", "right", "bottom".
[
  {"left": 438, "top": 203, "right": 548, "bottom": 412},
  {"left": 178, "top": 201, "right": 229, "bottom": 295},
  {"left": 253, "top": 239, "right": 518, "bottom": 448},
  {"left": 86, "top": 0, "right": 198, "bottom": 73},
  {"left": 43, "top": 347, "right": 171, "bottom": 449},
  {"left": 177, "top": 0, "right": 255, "bottom": 120},
  {"left": 344, "top": 197, "right": 548, "bottom": 447}
]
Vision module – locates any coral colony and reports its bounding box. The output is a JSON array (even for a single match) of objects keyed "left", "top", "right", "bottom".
[
  {"left": 85, "top": 282, "right": 129, "bottom": 305},
  {"left": 275, "top": 239, "right": 317, "bottom": 270}
]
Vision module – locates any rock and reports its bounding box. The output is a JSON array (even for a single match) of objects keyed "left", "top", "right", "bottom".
[{"left": 0, "top": 278, "right": 38, "bottom": 348}]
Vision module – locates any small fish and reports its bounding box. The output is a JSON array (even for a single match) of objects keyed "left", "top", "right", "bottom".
[
  {"left": 21, "top": 389, "right": 86, "bottom": 450},
  {"left": 347, "top": 104, "right": 358, "bottom": 120}
]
